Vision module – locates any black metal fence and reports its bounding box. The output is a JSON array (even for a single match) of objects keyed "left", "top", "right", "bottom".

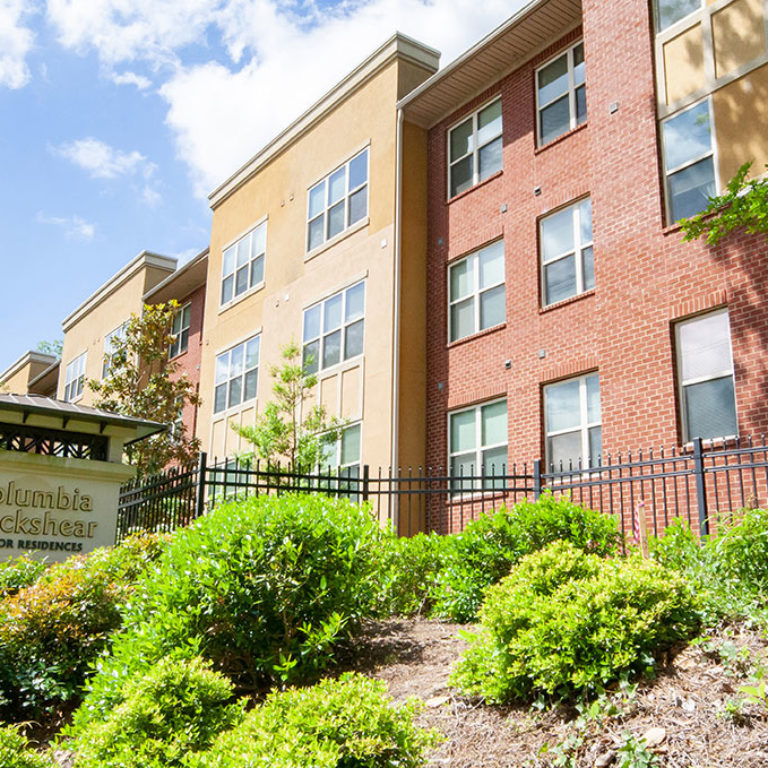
[{"left": 117, "top": 436, "right": 768, "bottom": 541}]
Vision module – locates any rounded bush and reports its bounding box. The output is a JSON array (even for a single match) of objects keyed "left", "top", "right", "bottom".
[
  {"left": 0, "top": 724, "right": 52, "bottom": 768},
  {"left": 0, "top": 555, "right": 47, "bottom": 599}
]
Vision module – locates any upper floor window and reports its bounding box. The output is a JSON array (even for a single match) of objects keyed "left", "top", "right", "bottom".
[
  {"left": 102, "top": 322, "right": 128, "bottom": 379},
  {"left": 661, "top": 98, "right": 716, "bottom": 222},
  {"left": 214, "top": 334, "right": 260, "bottom": 414},
  {"left": 448, "top": 98, "right": 502, "bottom": 198},
  {"left": 655, "top": 0, "right": 700, "bottom": 31},
  {"left": 676, "top": 309, "right": 737, "bottom": 442},
  {"left": 540, "top": 197, "right": 593, "bottom": 306},
  {"left": 544, "top": 373, "right": 601, "bottom": 469},
  {"left": 221, "top": 220, "right": 266, "bottom": 307},
  {"left": 64, "top": 351, "right": 87, "bottom": 402},
  {"left": 302, "top": 281, "right": 365, "bottom": 374},
  {"left": 448, "top": 239, "right": 505, "bottom": 342},
  {"left": 307, "top": 148, "right": 369, "bottom": 252},
  {"left": 169, "top": 303, "right": 191, "bottom": 359},
  {"left": 537, "top": 41, "right": 586, "bottom": 146}
]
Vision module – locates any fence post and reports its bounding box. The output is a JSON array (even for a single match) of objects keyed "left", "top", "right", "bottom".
[
  {"left": 533, "top": 459, "right": 542, "bottom": 500},
  {"left": 195, "top": 452, "right": 207, "bottom": 518},
  {"left": 362, "top": 464, "right": 370, "bottom": 503},
  {"left": 692, "top": 437, "right": 709, "bottom": 538}
]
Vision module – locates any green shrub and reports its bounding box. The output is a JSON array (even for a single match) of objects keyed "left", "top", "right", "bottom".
[
  {"left": 452, "top": 541, "right": 699, "bottom": 702},
  {"left": 187, "top": 673, "right": 439, "bottom": 768},
  {"left": 65, "top": 657, "right": 242, "bottom": 768},
  {"left": 432, "top": 495, "right": 621, "bottom": 621},
  {"left": 0, "top": 555, "right": 47, "bottom": 599},
  {"left": 74, "top": 494, "right": 384, "bottom": 729},
  {"left": 710, "top": 507, "right": 768, "bottom": 594},
  {"left": 0, "top": 533, "right": 167, "bottom": 721},
  {"left": 0, "top": 723, "right": 52, "bottom": 768}
]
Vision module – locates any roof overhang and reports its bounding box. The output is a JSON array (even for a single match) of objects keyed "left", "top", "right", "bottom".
[
  {"left": 144, "top": 248, "right": 209, "bottom": 305},
  {"left": 398, "top": 0, "right": 582, "bottom": 128},
  {"left": 0, "top": 351, "right": 57, "bottom": 386}
]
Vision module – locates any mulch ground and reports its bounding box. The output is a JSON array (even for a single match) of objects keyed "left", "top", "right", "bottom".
[{"left": 345, "top": 617, "right": 768, "bottom": 767}]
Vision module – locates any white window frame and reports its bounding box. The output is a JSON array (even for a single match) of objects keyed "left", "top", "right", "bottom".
[
  {"left": 448, "top": 398, "right": 508, "bottom": 493},
  {"left": 540, "top": 197, "right": 593, "bottom": 307},
  {"left": 544, "top": 373, "right": 602, "bottom": 470},
  {"left": 213, "top": 334, "right": 260, "bottom": 415},
  {"left": 302, "top": 280, "right": 365, "bottom": 374},
  {"left": 169, "top": 303, "right": 191, "bottom": 359},
  {"left": 447, "top": 239, "right": 505, "bottom": 342},
  {"left": 447, "top": 96, "right": 503, "bottom": 199},
  {"left": 661, "top": 96, "right": 718, "bottom": 223},
  {"left": 536, "top": 40, "right": 586, "bottom": 147},
  {"left": 102, "top": 322, "right": 128, "bottom": 379},
  {"left": 306, "top": 147, "right": 369, "bottom": 253},
  {"left": 675, "top": 309, "right": 738, "bottom": 443},
  {"left": 64, "top": 351, "right": 87, "bottom": 402},
  {"left": 220, "top": 219, "right": 267, "bottom": 308}
]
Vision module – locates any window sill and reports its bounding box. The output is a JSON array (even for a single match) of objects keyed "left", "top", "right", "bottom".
[
  {"left": 169, "top": 348, "right": 189, "bottom": 362},
  {"left": 447, "top": 323, "right": 506, "bottom": 349},
  {"left": 539, "top": 289, "right": 595, "bottom": 314},
  {"left": 534, "top": 121, "right": 588, "bottom": 155},
  {"left": 309, "top": 354, "right": 364, "bottom": 381},
  {"left": 446, "top": 488, "right": 509, "bottom": 504},
  {"left": 680, "top": 434, "right": 739, "bottom": 453},
  {"left": 212, "top": 397, "right": 258, "bottom": 421},
  {"left": 218, "top": 282, "right": 265, "bottom": 315},
  {"left": 446, "top": 170, "right": 503, "bottom": 205},
  {"left": 305, "top": 217, "right": 369, "bottom": 263}
]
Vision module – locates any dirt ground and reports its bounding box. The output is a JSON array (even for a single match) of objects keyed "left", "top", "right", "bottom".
[{"left": 346, "top": 617, "right": 768, "bottom": 768}]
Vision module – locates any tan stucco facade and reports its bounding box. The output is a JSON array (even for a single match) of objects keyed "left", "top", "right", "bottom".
[
  {"left": 199, "top": 35, "right": 438, "bottom": 475},
  {"left": 0, "top": 352, "right": 57, "bottom": 396},
  {"left": 59, "top": 252, "right": 176, "bottom": 407}
]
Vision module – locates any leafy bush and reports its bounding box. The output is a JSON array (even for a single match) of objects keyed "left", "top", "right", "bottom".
[
  {"left": 74, "top": 494, "right": 384, "bottom": 728},
  {"left": 65, "top": 657, "right": 242, "bottom": 768},
  {"left": 0, "top": 724, "right": 52, "bottom": 768},
  {"left": 0, "top": 555, "right": 47, "bottom": 598},
  {"left": 431, "top": 495, "right": 621, "bottom": 621},
  {"left": 452, "top": 541, "right": 699, "bottom": 702},
  {"left": 0, "top": 533, "right": 167, "bottom": 721},
  {"left": 710, "top": 507, "right": 768, "bottom": 595},
  {"left": 186, "top": 673, "right": 439, "bottom": 768}
]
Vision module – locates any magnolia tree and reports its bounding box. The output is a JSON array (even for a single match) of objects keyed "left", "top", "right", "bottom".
[
  {"left": 90, "top": 301, "right": 201, "bottom": 477},
  {"left": 232, "top": 341, "right": 344, "bottom": 471}
]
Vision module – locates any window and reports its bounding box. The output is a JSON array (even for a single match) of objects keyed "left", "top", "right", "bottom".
[
  {"left": 307, "top": 148, "right": 368, "bottom": 251},
  {"left": 449, "top": 399, "right": 507, "bottom": 492},
  {"left": 662, "top": 99, "right": 716, "bottom": 222},
  {"left": 448, "top": 98, "right": 502, "bottom": 198},
  {"left": 64, "top": 352, "right": 87, "bottom": 402},
  {"left": 537, "top": 41, "right": 586, "bottom": 146},
  {"left": 449, "top": 240, "right": 505, "bottom": 342},
  {"left": 221, "top": 221, "right": 266, "bottom": 306},
  {"left": 544, "top": 373, "right": 601, "bottom": 469},
  {"left": 676, "top": 310, "right": 737, "bottom": 441},
  {"left": 303, "top": 281, "right": 365, "bottom": 374},
  {"left": 169, "top": 303, "right": 191, "bottom": 358},
  {"left": 540, "top": 198, "right": 593, "bottom": 306},
  {"left": 102, "top": 322, "right": 127, "bottom": 379},
  {"left": 213, "top": 335, "right": 260, "bottom": 414},
  {"left": 655, "top": 0, "right": 700, "bottom": 31}
]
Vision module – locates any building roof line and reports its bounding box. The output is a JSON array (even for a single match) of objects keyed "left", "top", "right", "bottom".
[{"left": 0, "top": 351, "right": 57, "bottom": 386}]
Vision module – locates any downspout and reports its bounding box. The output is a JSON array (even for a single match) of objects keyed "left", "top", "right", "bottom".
[{"left": 391, "top": 107, "right": 405, "bottom": 533}]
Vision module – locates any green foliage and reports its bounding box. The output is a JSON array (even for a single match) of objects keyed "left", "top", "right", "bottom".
[
  {"left": 680, "top": 162, "right": 768, "bottom": 246},
  {"left": 232, "top": 341, "right": 343, "bottom": 471},
  {"left": 0, "top": 533, "right": 167, "bottom": 720},
  {"left": 431, "top": 495, "right": 621, "bottom": 622},
  {"left": 452, "top": 541, "right": 699, "bottom": 702},
  {"left": 616, "top": 734, "right": 657, "bottom": 768},
  {"left": 0, "top": 724, "right": 52, "bottom": 768},
  {"left": 35, "top": 339, "right": 63, "bottom": 358},
  {"left": 74, "top": 494, "right": 384, "bottom": 728},
  {"left": 65, "top": 657, "right": 242, "bottom": 768},
  {"left": 89, "top": 301, "right": 201, "bottom": 477},
  {"left": 0, "top": 554, "right": 47, "bottom": 598},
  {"left": 186, "top": 673, "right": 439, "bottom": 768},
  {"left": 709, "top": 507, "right": 768, "bottom": 595}
]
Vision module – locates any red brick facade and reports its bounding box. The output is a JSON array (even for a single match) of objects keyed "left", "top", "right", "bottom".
[{"left": 422, "top": 0, "right": 768, "bottom": 488}]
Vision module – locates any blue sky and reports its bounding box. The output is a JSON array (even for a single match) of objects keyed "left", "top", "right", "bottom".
[{"left": 0, "top": 0, "right": 523, "bottom": 370}]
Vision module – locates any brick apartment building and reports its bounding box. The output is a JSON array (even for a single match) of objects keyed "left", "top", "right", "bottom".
[{"left": 398, "top": 0, "right": 768, "bottom": 503}]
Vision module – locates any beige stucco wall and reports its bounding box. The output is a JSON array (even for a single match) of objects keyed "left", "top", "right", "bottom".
[
  {"left": 59, "top": 263, "right": 173, "bottom": 406},
  {"left": 199, "top": 55, "right": 433, "bottom": 472}
]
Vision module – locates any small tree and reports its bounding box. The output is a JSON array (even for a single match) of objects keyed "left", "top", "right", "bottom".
[
  {"left": 36, "top": 339, "right": 63, "bottom": 358},
  {"left": 232, "top": 341, "right": 344, "bottom": 471},
  {"left": 90, "top": 301, "right": 201, "bottom": 477},
  {"left": 680, "top": 162, "right": 768, "bottom": 246}
]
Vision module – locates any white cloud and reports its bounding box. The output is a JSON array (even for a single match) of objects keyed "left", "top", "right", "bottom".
[
  {"left": 111, "top": 71, "right": 152, "bottom": 90},
  {"left": 36, "top": 212, "right": 96, "bottom": 241},
  {"left": 52, "top": 137, "right": 150, "bottom": 179},
  {"left": 0, "top": 0, "right": 36, "bottom": 89}
]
